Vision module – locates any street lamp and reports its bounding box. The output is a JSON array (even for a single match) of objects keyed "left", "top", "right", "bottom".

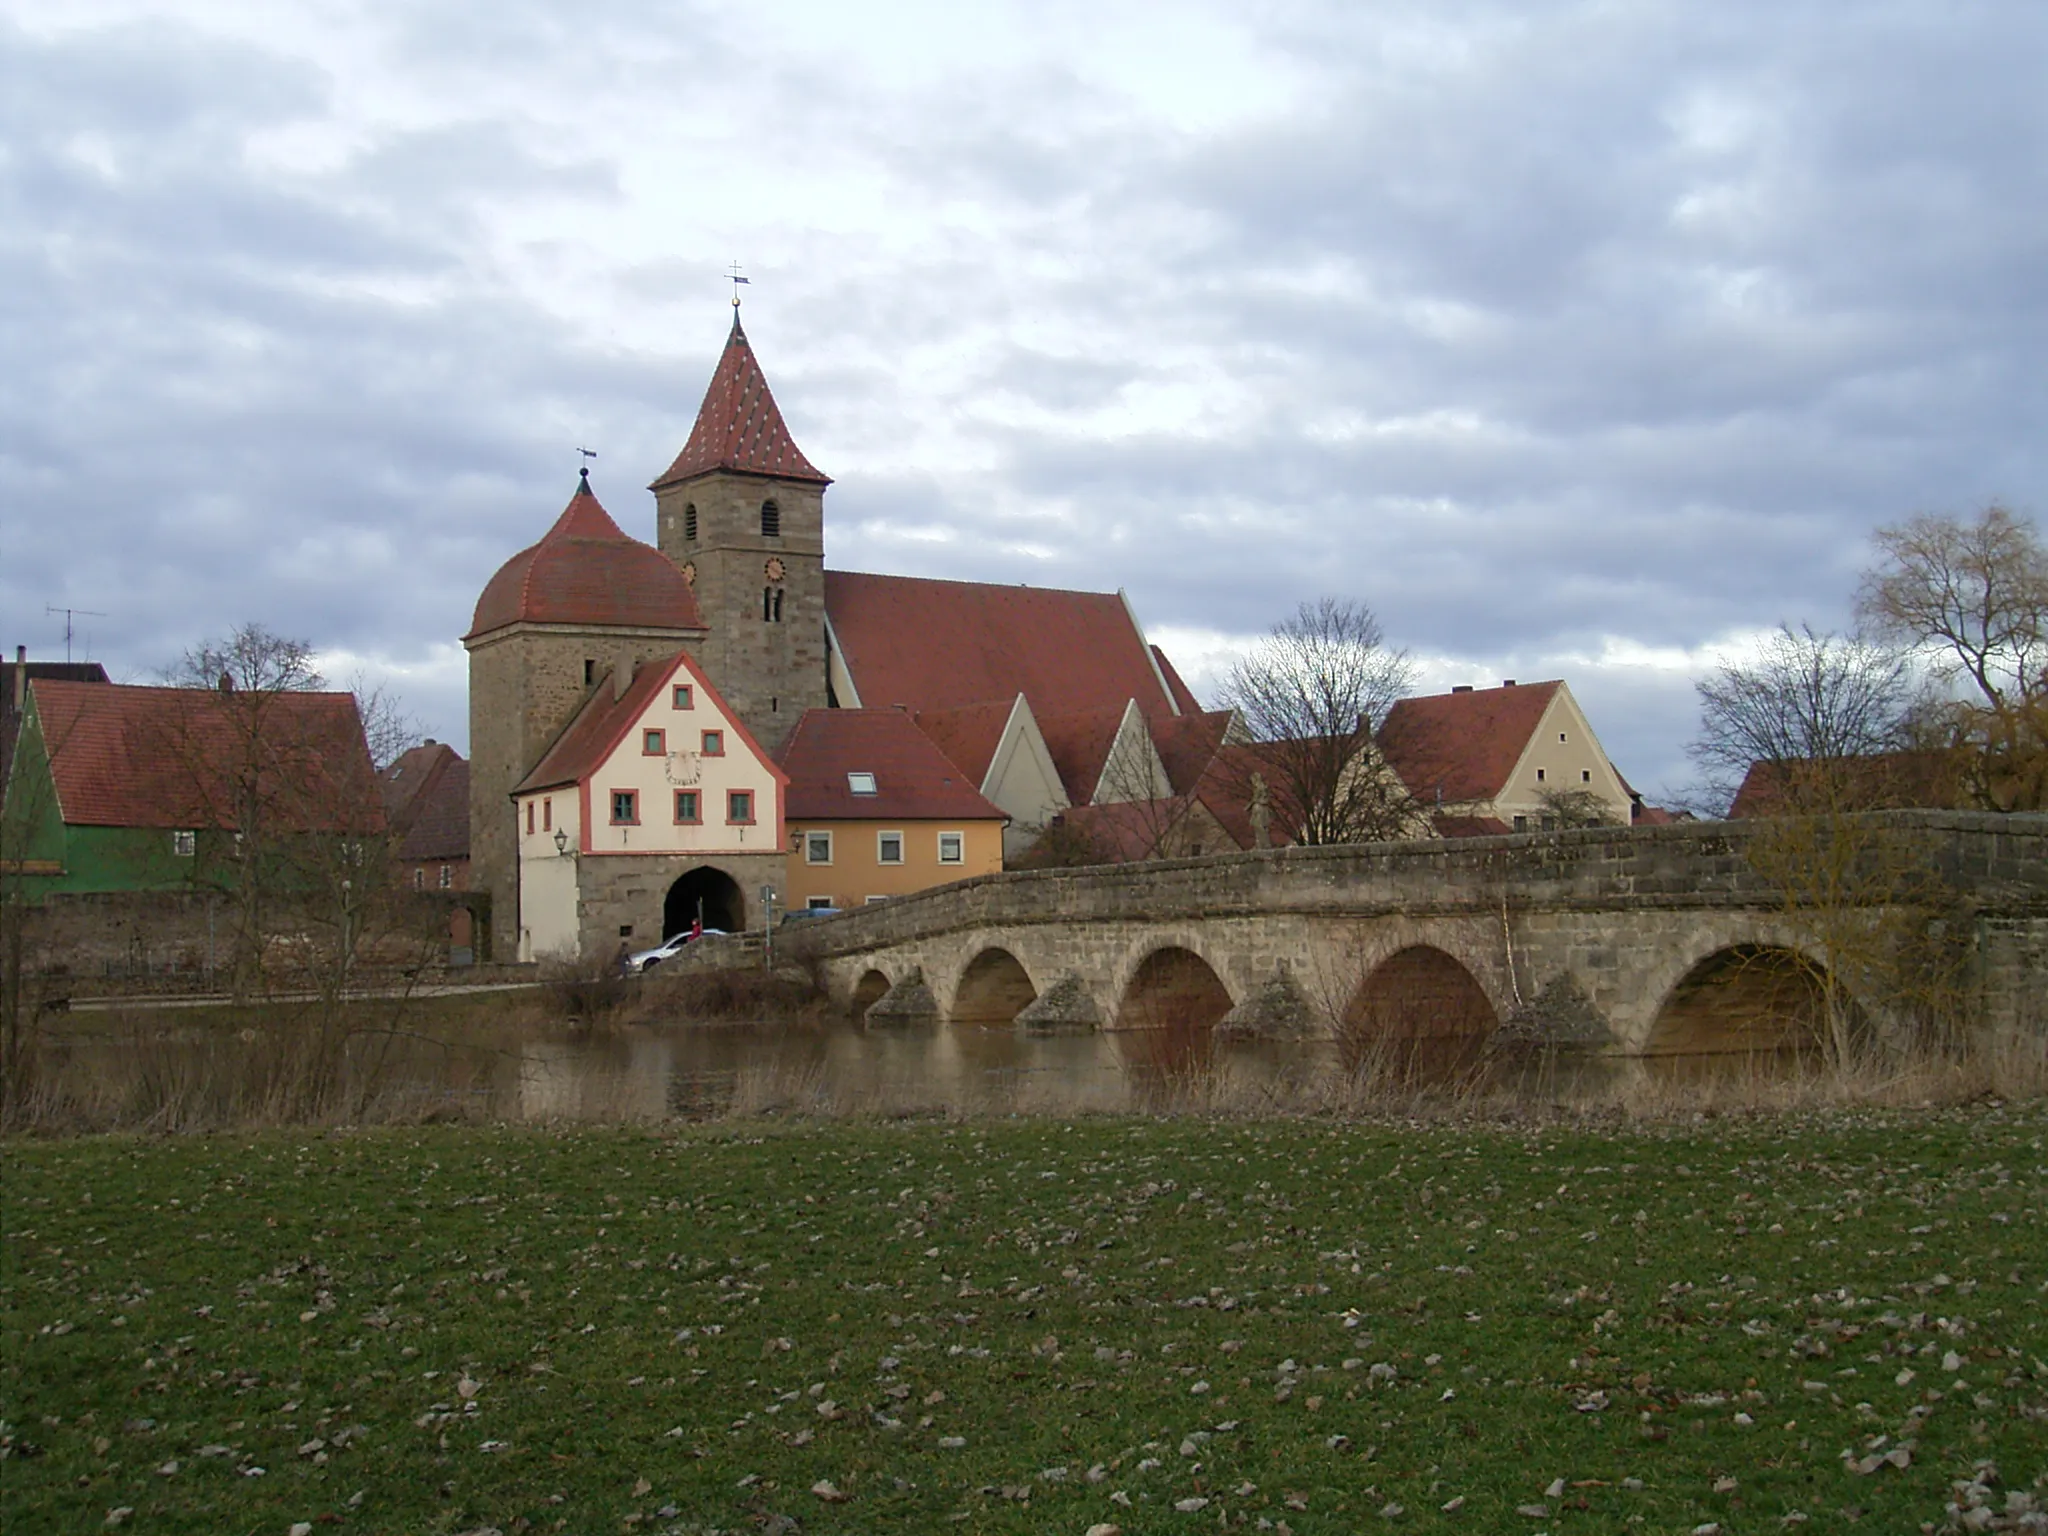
[{"left": 553, "top": 829, "right": 569, "bottom": 857}]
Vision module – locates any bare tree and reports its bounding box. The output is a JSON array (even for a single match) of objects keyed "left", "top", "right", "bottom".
[
  {"left": 1533, "top": 786, "right": 1624, "bottom": 829},
  {"left": 1856, "top": 505, "right": 2048, "bottom": 811},
  {"left": 1689, "top": 623, "right": 1917, "bottom": 815},
  {"left": 154, "top": 625, "right": 396, "bottom": 999},
  {"left": 1688, "top": 624, "right": 1966, "bottom": 1066},
  {"left": 1216, "top": 598, "right": 1419, "bottom": 845}
]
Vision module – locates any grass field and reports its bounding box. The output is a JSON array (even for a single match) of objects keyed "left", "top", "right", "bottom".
[{"left": 5, "top": 1109, "right": 2046, "bottom": 1533}]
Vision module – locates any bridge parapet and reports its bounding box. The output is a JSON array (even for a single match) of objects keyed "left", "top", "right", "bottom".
[
  {"left": 790, "top": 813, "right": 2048, "bottom": 961},
  {"left": 791, "top": 814, "right": 2048, "bottom": 1054}
]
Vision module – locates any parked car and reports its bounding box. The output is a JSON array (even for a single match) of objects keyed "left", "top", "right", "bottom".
[
  {"left": 780, "top": 906, "right": 841, "bottom": 924},
  {"left": 624, "top": 927, "right": 723, "bottom": 973}
]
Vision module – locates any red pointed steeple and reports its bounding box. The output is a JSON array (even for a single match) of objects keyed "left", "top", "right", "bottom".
[{"left": 651, "top": 314, "right": 830, "bottom": 490}]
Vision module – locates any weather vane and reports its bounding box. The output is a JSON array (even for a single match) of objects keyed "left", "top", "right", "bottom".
[{"left": 728, "top": 260, "right": 749, "bottom": 308}]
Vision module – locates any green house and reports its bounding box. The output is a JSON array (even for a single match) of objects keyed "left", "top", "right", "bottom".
[{"left": 2, "top": 677, "right": 383, "bottom": 897}]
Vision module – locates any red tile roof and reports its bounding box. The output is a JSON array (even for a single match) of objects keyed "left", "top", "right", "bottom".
[
  {"left": 776, "top": 709, "right": 1006, "bottom": 822},
  {"left": 1050, "top": 797, "right": 1234, "bottom": 862},
  {"left": 1152, "top": 645, "right": 1203, "bottom": 716},
  {"left": 514, "top": 650, "right": 782, "bottom": 797},
  {"left": 467, "top": 473, "right": 703, "bottom": 640},
  {"left": 1727, "top": 750, "right": 1966, "bottom": 818},
  {"left": 826, "top": 571, "right": 1178, "bottom": 719},
  {"left": 29, "top": 680, "right": 384, "bottom": 833},
  {"left": 911, "top": 698, "right": 1017, "bottom": 785},
  {"left": 651, "top": 314, "right": 830, "bottom": 489},
  {"left": 1378, "top": 681, "right": 1562, "bottom": 804},
  {"left": 1033, "top": 704, "right": 1130, "bottom": 805},
  {"left": 1150, "top": 709, "right": 1235, "bottom": 796},
  {"left": 1432, "top": 813, "right": 1514, "bottom": 838},
  {"left": 379, "top": 742, "right": 469, "bottom": 861}
]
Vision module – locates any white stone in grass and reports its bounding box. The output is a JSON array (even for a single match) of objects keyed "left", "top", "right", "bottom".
[
  {"left": 1441, "top": 1495, "right": 1465, "bottom": 1512},
  {"left": 290, "top": 1525, "right": 313, "bottom": 1536},
  {"left": 1546, "top": 1479, "right": 1566, "bottom": 1498},
  {"left": 1174, "top": 1496, "right": 1210, "bottom": 1512}
]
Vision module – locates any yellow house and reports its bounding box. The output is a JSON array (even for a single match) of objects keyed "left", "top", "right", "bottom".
[{"left": 776, "top": 709, "right": 1006, "bottom": 910}]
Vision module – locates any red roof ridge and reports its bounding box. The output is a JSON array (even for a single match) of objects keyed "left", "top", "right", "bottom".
[
  {"left": 652, "top": 314, "right": 829, "bottom": 489},
  {"left": 467, "top": 475, "right": 702, "bottom": 640}
]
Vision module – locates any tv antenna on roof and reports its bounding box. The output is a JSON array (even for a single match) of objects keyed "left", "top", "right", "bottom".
[
  {"left": 728, "top": 260, "right": 749, "bottom": 308},
  {"left": 46, "top": 605, "right": 107, "bottom": 663}
]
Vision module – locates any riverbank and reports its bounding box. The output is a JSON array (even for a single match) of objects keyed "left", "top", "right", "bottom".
[{"left": 5, "top": 1110, "right": 2044, "bottom": 1532}]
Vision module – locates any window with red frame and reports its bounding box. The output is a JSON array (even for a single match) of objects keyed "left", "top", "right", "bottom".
[
  {"left": 610, "top": 790, "right": 638, "bottom": 824},
  {"left": 727, "top": 789, "right": 754, "bottom": 824}
]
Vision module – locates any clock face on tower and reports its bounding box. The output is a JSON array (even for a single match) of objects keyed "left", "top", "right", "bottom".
[
  {"left": 764, "top": 556, "right": 787, "bottom": 583},
  {"left": 680, "top": 561, "right": 696, "bottom": 586}
]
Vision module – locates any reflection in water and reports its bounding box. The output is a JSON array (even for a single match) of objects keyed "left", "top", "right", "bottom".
[{"left": 42, "top": 1012, "right": 1819, "bottom": 1125}]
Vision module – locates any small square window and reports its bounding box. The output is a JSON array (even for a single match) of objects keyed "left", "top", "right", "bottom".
[
  {"left": 1536, "top": 768, "right": 1546, "bottom": 782},
  {"left": 877, "top": 831, "right": 904, "bottom": 865},
  {"left": 805, "top": 831, "right": 833, "bottom": 864},
  {"left": 702, "top": 729, "right": 724, "bottom": 757},
  {"left": 672, "top": 683, "right": 694, "bottom": 710},
  {"left": 438, "top": 864, "right": 452, "bottom": 890},
  {"left": 611, "top": 790, "right": 638, "bottom": 825},
  {"left": 643, "top": 728, "right": 665, "bottom": 755},
  {"left": 412, "top": 868, "right": 425, "bottom": 890},
  {"left": 674, "top": 789, "right": 700, "bottom": 824},
  {"left": 172, "top": 829, "right": 196, "bottom": 858},
  {"left": 1560, "top": 732, "right": 1568, "bottom": 742},
  {"left": 1512, "top": 814, "right": 1528, "bottom": 832},
  {"left": 847, "top": 771, "right": 877, "bottom": 795},
  {"left": 865, "top": 894, "right": 889, "bottom": 905},
  {"left": 807, "top": 896, "right": 835, "bottom": 911},
  {"left": 937, "top": 831, "right": 964, "bottom": 864},
  {"left": 727, "top": 789, "right": 754, "bottom": 824},
  {"left": 1581, "top": 770, "right": 1592, "bottom": 783}
]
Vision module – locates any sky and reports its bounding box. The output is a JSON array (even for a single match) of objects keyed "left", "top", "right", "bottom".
[{"left": 4, "top": 0, "right": 2044, "bottom": 802}]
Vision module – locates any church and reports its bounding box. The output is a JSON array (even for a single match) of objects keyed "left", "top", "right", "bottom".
[{"left": 463, "top": 310, "right": 1216, "bottom": 962}]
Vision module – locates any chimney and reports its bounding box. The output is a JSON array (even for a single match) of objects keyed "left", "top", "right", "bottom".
[
  {"left": 1501, "top": 679, "right": 1517, "bottom": 687},
  {"left": 1451, "top": 685, "right": 1473, "bottom": 694},
  {"left": 219, "top": 672, "right": 236, "bottom": 693},
  {"left": 613, "top": 653, "right": 635, "bottom": 701},
  {"left": 13, "top": 645, "right": 23, "bottom": 712}
]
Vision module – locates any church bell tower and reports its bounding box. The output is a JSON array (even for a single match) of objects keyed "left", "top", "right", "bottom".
[{"left": 652, "top": 313, "right": 829, "bottom": 738}]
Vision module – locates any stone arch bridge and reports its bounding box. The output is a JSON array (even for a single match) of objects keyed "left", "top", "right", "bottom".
[{"left": 782, "top": 814, "right": 2048, "bottom": 1066}]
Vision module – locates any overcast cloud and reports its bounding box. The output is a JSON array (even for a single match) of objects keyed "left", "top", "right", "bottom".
[{"left": 3, "top": 0, "right": 2043, "bottom": 799}]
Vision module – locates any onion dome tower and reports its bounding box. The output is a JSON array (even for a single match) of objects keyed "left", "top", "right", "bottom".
[{"left": 464, "top": 469, "right": 705, "bottom": 959}]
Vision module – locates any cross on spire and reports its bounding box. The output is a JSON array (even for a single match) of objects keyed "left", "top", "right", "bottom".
[{"left": 728, "top": 260, "right": 749, "bottom": 308}]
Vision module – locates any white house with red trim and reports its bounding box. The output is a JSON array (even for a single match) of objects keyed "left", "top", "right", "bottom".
[{"left": 511, "top": 648, "right": 785, "bottom": 961}]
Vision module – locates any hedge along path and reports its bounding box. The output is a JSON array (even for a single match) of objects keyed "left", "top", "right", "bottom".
[{"left": 4, "top": 1110, "right": 2046, "bottom": 1534}]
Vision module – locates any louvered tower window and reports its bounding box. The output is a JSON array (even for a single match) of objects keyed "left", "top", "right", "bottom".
[
  {"left": 760, "top": 499, "right": 780, "bottom": 537},
  {"left": 683, "top": 503, "right": 697, "bottom": 541}
]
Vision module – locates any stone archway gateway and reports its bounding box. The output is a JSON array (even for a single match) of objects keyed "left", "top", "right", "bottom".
[
  {"left": 1342, "top": 945, "right": 1496, "bottom": 1083},
  {"left": 952, "top": 949, "right": 1037, "bottom": 1026},
  {"left": 664, "top": 866, "right": 745, "bottom": 938}
]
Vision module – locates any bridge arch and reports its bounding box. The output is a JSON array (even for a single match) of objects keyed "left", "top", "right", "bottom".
[
  {"left": 1643, "top": 943, "right": 1863, "bottom": 1074},
  {"left": 1342, "top": 944, "right": 1497, "bottom": 1082},
  {"left": 849, "top": 968, "right": 891, "bottom": 1024},
  {"left": 952, "top": 948, "right": 1038, "bottom": 1026},
  {"left": 1115, "top": 944, "right": 1235, "bottom": 1031}
]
